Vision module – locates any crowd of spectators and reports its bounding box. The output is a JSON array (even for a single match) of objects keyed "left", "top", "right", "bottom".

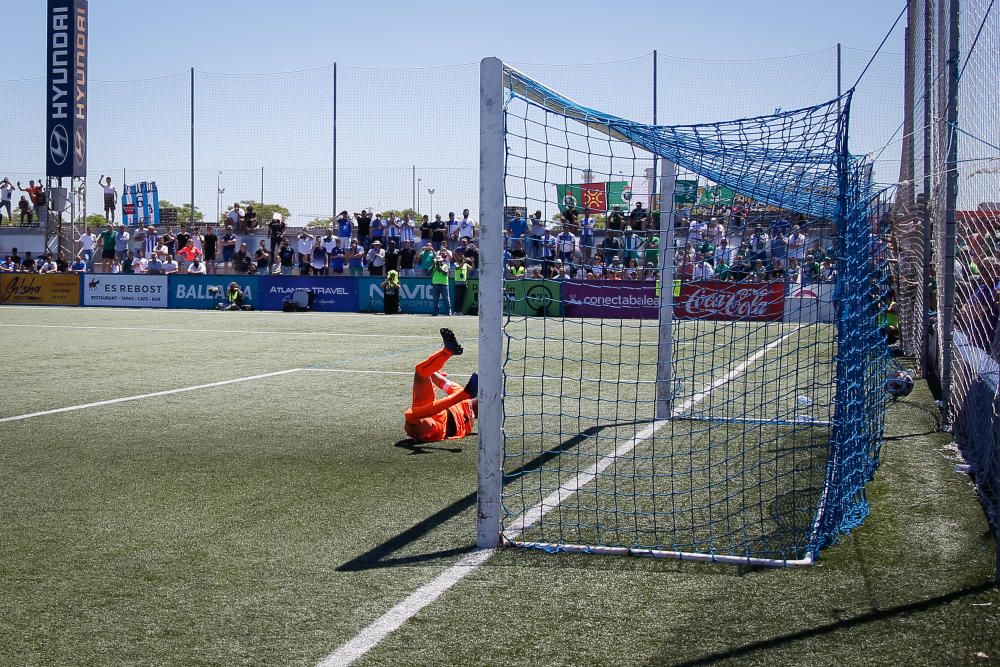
[
  {"left": 503, "top": 202, "right": 837, "bottom": 284},
  {"left": 0, "top": 177, "right": 48, "bottom": 226}
]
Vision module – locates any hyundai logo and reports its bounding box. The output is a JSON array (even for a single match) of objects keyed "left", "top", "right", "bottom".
[
  {"left": 49, "top": 125, "right": 69, "bottom": 166},
  {"left": 74, "top": 125, "right": 86, "bottom": 167}
]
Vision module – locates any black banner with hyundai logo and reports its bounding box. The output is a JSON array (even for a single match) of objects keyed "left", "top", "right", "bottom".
[{"left": 46, "top": 0, "right": 88, "bottom": 178}]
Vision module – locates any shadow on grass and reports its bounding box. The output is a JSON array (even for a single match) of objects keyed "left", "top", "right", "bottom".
[
  {"left": 666, "top": 581, "right": 997, "bottom": 667},
  {"left": 394, "top": 439, "right": 465, "bottom": 455},
  {"left": 338, "top": 421, "right": 646, "bottom": 572}
]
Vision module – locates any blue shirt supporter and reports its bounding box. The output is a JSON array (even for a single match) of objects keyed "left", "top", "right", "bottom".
[
  {"left": 338, "top": 218, "right": 353, "bottom": 239},
  {"left": 509, "top": 217, "right": 528, "bottom": 242},
  {"left": 329, "top": 246, "right": 345, "bottom": 273}
]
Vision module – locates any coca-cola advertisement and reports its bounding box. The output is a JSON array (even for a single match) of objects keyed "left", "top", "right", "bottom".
[
  {"left": 676, "top": 281, "right": 785, "bottom": 321},
  {"left": 561, "top": 280, "right": 785, "bottom": 321}
]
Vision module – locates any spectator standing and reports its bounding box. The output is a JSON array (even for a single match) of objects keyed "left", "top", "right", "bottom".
[
  {"left": 528, "top": 211, "right": 546, "bottom": 259},
  {"left": 430, "top": 254, "right": 451, "bottom": 316},
  {"left": 18, "top": 180, "right": 46, "bottom": 225},
  {"left": 175, "top": 225, "right": 191, "bottom": 261},
  {"left": 233, "top": 243, "right": 252, "bottom": 274},
  {"left": 310, "top": 237, "right": 328, "bottom": 275},
  {"left": 255, "top": 242, "right": 271, "bottom": 275},
  {"left": 278, "top": 240, "right": 296, "bottom": 275},
  {"left": 336, "top": 211, "right": 353, "bottom": 248},
  {"left": 368, "top": 212, "right": 384, "bottom": 246},
  {"left": 453, "top": 257, "right": 471, "bottom": 315},
  {"left": 160, "top": 226, "right": 176, "bottom": 256},
  {"left": 770, "top": 231, "right": 787, "bottom": 264},
  {"left": 384, "top": 241, "right": 400, "bottom": 275},
  {"left": 202, "top": 225, "right": 218, "bottom": 274},
  {"left": 623, "top": 227, "right": 643, "bottom": 264},
  {"left": 96, "top": 224, "right": 116, "bottom": 272},
  {"left": 243, "top": 205, "right": 258, "bottom": 234},
  {"left": 17, "top": 196, "right": 32, "bottom": 224},
  {"left": 177, "top": 239, "right": 202, "bottom": 269},
  {"left": 78, "top": 226, "right": 97, "bottom": 270},
  {"left": 579, "top": 214, "right": 595, "bottom": 261},
  {"left": 221, "top": 226, "right": 237, "bottom": 273},
  {"left": 430, "top": 214, "right": 447, "bottom": 250},
  {"left": 508, "top": 214, "right": 527, "bottom": 249},
  {"left": 556, "top": 226, "right": 577, "bottom": 264},
  {"left": 787, "top": 225, "right": 807, "bottom": 261},
  {"left": 268, "top": 213, "right": 286, "bottom": 259},
  {"left": 385, "top": 215, "right": 401, "bottom": 246},
  {"left": 0, "top": 178, "right": 13, "bottom": 222},
  {"left": 327, "top": 239, "right": 345, "bottom": 275},
  {"left": 399, "top": 240, "right": 417, "bottom": 277},
  {"left": 226, "top": 203, "right": 243, "bottom": 234},
  {"left": 540, "top": 228, "right": 557, "bottom": 277},
  {"left": 458, "top": 210, "right": 476, "bottom": 241},
  {"left": 114, "top": 224, "right": 130, "bottom": 264},
  {"left": 643, "top": 235, "right": 660, "bottom": 269},
  {"left": 366, "top": 240, "right": 386, "bottom": 276},
  {"left": 142, "top": 225, "right": 158, "bottom": 257},
  {"left": 687, "top": 218, "right": 706, "bottom": 246},
  {"left": 465, "top": 242, "right": 480, "bottom": 277},
  {"left": 99, "top": 176, "right": 118, "bottom": 223},
  {"left": 419, "top": 244, "right": 436, "bottom": 277},
  {"left": 347, "top": 239, "right": 365, "bottom": 276},
  {"left": 419, "top": 215, "right": 432, "bottom": 246},
  {"left": 295, "top": 230, "right": 314, "bottom": 275},
  {"left": 749, "top": 226, "right": 770, "bottom": 263},
  {"left": 355, "top": 209, "right": 372, "bottom": 248},
  {"left": 446, "top": 212, "right": 460, "bottom": 242},
  {"left": 400, "top": 213, "right": 416, "bottom": 245}
]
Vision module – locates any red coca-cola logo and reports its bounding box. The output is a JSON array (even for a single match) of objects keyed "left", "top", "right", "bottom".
[{"left": 678, "top": 282, "right": 784, "bottom": 321}]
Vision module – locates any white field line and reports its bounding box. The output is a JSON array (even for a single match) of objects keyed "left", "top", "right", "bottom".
[
  {"left": 317, "top": 325, "right": 803, "bottom": 667},
  {"left": 0, "top": 369, "right": 304, "bottom": 424},
  {"left": 0, "top": 323, "right": 455, "bottom": 341}
]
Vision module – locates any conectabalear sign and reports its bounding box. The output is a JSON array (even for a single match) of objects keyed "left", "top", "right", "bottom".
[
  {"left": 676, "top": 281, "right": 785, "bottom": 321},
  {"left": 562, "top": 280, "right": 785, "bottom": 321}
]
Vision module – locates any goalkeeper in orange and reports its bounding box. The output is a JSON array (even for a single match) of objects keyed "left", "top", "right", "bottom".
[{"left": 404, "top": 328, "right": 479, "bottom": 443}]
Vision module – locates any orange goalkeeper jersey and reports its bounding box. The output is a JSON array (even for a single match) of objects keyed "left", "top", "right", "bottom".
[{"left": 404, "top": 399, "right": 475, "bottom": 443}]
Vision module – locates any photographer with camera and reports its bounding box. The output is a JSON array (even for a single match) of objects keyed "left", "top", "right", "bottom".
[
  {"left": 430, "top": 251, "right": 451, "bottom": 317},
  {"left": 216, "top": 281, "right": 244, "bottom": 311}
]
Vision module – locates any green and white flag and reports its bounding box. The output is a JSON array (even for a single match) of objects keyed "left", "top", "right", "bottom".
[
  {"left": 698, "top": 184, "right": 735, "bottom": 206},
  {"left": 674, "top": 179, "right": 698, "bottom": 206}
]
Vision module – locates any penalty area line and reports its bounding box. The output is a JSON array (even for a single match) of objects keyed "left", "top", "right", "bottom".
[
  {"left": 317, "top": 325, "right": 804, "bottom": 667},
  {"left": 0, "top": 369, "right": 304, "bottom": 424}
]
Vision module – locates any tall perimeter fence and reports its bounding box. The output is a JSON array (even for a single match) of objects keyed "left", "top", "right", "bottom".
[
  {"left": 892, "top": 0, "right": 1000, "bottom": 573},
  {"left": 0, "top": 49, "right": 903, "bottom": 232}
]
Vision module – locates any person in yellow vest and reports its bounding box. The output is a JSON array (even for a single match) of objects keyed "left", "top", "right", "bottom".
[
  {"left": 453, "top": 257, "right": 471, "bottom": 315},
  {"left": 509, "top": 260, "right": 526, "bottom": 279},
  {"left": 430, "top": 253, "right": 451, "bottom": 317}
]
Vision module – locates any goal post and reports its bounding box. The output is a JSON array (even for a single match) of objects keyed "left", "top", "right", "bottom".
[
  {"left": 476, "top": 56, "right": 504, "bottom": 550},
  {"left": 475, "top": 58, "right": 892, "bottom": 565}
]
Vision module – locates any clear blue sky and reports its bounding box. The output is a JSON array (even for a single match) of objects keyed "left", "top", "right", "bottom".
[
  {"left": 2, "top": 1, "right": 907, "bottom": 222},
  {"left": 7, "top": 0, "right": 904, "bottom": 76}
]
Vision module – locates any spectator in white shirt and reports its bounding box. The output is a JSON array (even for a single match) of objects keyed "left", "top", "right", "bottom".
[
  {"left": 787, "top": 225, "right": 807, "bottom": 261},
  {"left": 366, "top": 240, "right": 386, "bottom": 276},
  {"left": 161, "top": 255, "right": 179, "bottom": 275},
  {"left": 693, "top": 255, "right": 715, "bottom": 281},
  {"left": 458, "top": 209, "right": 476, "bottom": 240},
  {"left": 131, "top": 250, "right": 149, "bottom": 274},
  {"left": 187, "top": 258, "right": 207, "bottom": 275},
  {"left": 78, "top": 226, "right": 97, "bottom": 271}
]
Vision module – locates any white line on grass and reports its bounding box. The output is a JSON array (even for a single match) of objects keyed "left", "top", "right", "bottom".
[
  {"left": 0, "top": 369, "right": 304, "bottom": 424},
  {"left": 317, "top": 325, "right": 804, "bottom": 667},
  {"left": 0, "top": 323, "right": 457, "bottom": 341}
]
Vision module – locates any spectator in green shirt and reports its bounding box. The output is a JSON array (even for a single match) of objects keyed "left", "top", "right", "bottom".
[{"left": 97, "top": 224, "right": 117, "bottom": 272}]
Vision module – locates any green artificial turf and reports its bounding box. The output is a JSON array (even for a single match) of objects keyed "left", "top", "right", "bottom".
[{"left": 0, "top": 306, "right": 996, "bottom": 666}]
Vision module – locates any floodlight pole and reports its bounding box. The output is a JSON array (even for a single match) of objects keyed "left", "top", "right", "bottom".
[{"left": 477, "top": 56, "right": 505, "bottom": 550}]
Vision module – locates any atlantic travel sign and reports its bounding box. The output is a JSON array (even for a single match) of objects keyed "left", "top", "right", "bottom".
[{"left": 46, "top": 0, "right": 88, "bottom": 178}]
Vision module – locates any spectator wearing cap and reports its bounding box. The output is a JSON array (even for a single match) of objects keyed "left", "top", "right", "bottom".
[{"left": 366, "top": 240, "right": 386, "bottom": 276}]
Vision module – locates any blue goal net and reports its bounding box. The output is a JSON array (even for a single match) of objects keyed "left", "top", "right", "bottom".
[{"left": 486, "top": 63, "right": 893, "bottom": 566}]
